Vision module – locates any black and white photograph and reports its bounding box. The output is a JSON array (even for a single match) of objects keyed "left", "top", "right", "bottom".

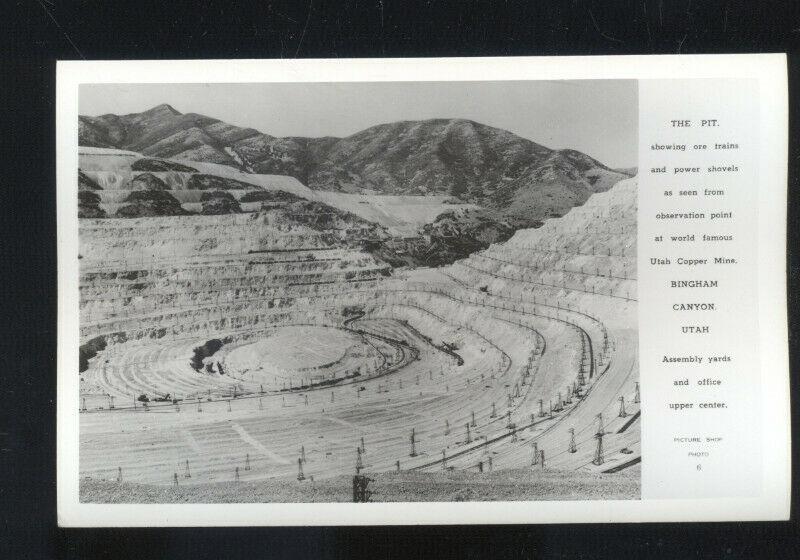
[
  {"left": 3, "top": 1, "right": 796, "bottom": 554},
  {"left": 74, "top": 79, "right": 640, "bottom": 504}
]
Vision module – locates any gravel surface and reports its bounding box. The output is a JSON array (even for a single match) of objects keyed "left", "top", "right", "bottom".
[{"left": 81, "top": 467, "right": 639, "bottom": 503}]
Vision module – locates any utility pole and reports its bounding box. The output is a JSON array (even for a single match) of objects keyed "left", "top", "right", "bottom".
[
  {"left": 593, "top": 432, "right": 604, "bottom": 465},
  {"left": 577, "top": 362, "right": 586, "bottom": 386},
  {"left": 471, "top": 411, "right": 476, "bottom": 427},
  {"left": 245, "top": 453, "right": 251, "bottom": 471},
  {"left": 568, "top": 428, "right": 577, "bottom": 453},
  {"left": 356, "top": 447, "right": 363, "bottom": 474},
  {"left": 410, "top": 428, "right": 417, "bottom": 457},
  {"left": 184, "top": 459, "right": 191, "bottom": 478},
  {"left": 618, "top": 395, "right": 627, "bottom": 418},
  {"left": 531, "top": 442, "right": 539, "bottom": 465},
  {"left": 297, "top": 457, "right": 305, "bottom": 481},
  {"left": 465, "top": 423, "right": 472, "bottom": 444},
  {"left": 352, "top": 475, "right": 373, "bottom": 502}
]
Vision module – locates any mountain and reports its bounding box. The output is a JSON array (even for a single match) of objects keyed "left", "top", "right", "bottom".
[
  {"left": 79, "top": 104, "right": 262, "bottom": 167},
  {"left": 79, "top": 105, "right": 634, "bottom": 228}
]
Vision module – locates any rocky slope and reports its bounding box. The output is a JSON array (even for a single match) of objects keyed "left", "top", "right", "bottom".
[{"left": 80, "top": 106, "right": 633, "bottom": 228}]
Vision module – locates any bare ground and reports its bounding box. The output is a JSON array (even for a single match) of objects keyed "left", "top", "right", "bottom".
[{"left": 80, "top": 466, "right": 640, "bottom": 503}]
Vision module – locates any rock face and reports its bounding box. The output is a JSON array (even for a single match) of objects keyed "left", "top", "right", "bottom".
[
  {"left": 131, "top": 157, "right": 198, "bottom": 173},
  {"left": 79, "top": 106, "right": 633, "bottom": 228},
  {"left": 420, "top": 208, "right": 517, "bottom": 265},
  {"left": 78, "top": 190, "right": 107, "bottom": 218},
  {"left": 199, "top": 191, "right": 242, "bottom": 215},
  {"left": 238, "top": 190, "right": 303, "bottom": 204},
  {"left": 129, "top": 172, "right": 169, "bottom": 191},
  {"left": 78, "top": 205, "right": 108, "bottom": 218},
  {"left": 117, "top": 190, "right": 190, "bottom": 218},
  {"left": 187, "top": 174, "right": 262, "bottom": 191},
  {"left": 79, "top": 191, "right": 101, "bottom": 204},
  {"left": 367, "top": 207, "right": 518, "bottom": 268}
]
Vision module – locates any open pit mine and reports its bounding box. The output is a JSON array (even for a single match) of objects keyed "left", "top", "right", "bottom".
[{"left": 77, "top": 146, "right": 639, "bottom": 503}]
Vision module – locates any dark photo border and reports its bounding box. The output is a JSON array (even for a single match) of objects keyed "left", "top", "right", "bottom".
[{"left": 4, "top": 1, "right": 799, "bottom": 558}]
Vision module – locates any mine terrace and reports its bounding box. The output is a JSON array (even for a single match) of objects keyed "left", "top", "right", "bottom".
[{"left": 76, "top": 108, "right": 640, "bottom": 502}]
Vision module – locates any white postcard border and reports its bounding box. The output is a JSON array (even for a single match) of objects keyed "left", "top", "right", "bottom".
[{"left": 57, "top": 54, "right": 789, "bottom": 526}]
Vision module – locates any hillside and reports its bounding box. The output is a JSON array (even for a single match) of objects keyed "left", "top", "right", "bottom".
[
  {"left": 79, "top": 106, "right": 633, "bottom": 228},
  {"left": 79, "top": 104, "right": 262, "bottom": 166}
]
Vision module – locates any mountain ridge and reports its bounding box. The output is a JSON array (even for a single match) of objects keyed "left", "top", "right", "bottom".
[{"left": 79, "top": 105, "right": 634, "bottom": 228}]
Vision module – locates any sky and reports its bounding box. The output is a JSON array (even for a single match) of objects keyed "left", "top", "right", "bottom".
[{"left": 80, "top": 80, "right": 637, "bottom": 168}]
